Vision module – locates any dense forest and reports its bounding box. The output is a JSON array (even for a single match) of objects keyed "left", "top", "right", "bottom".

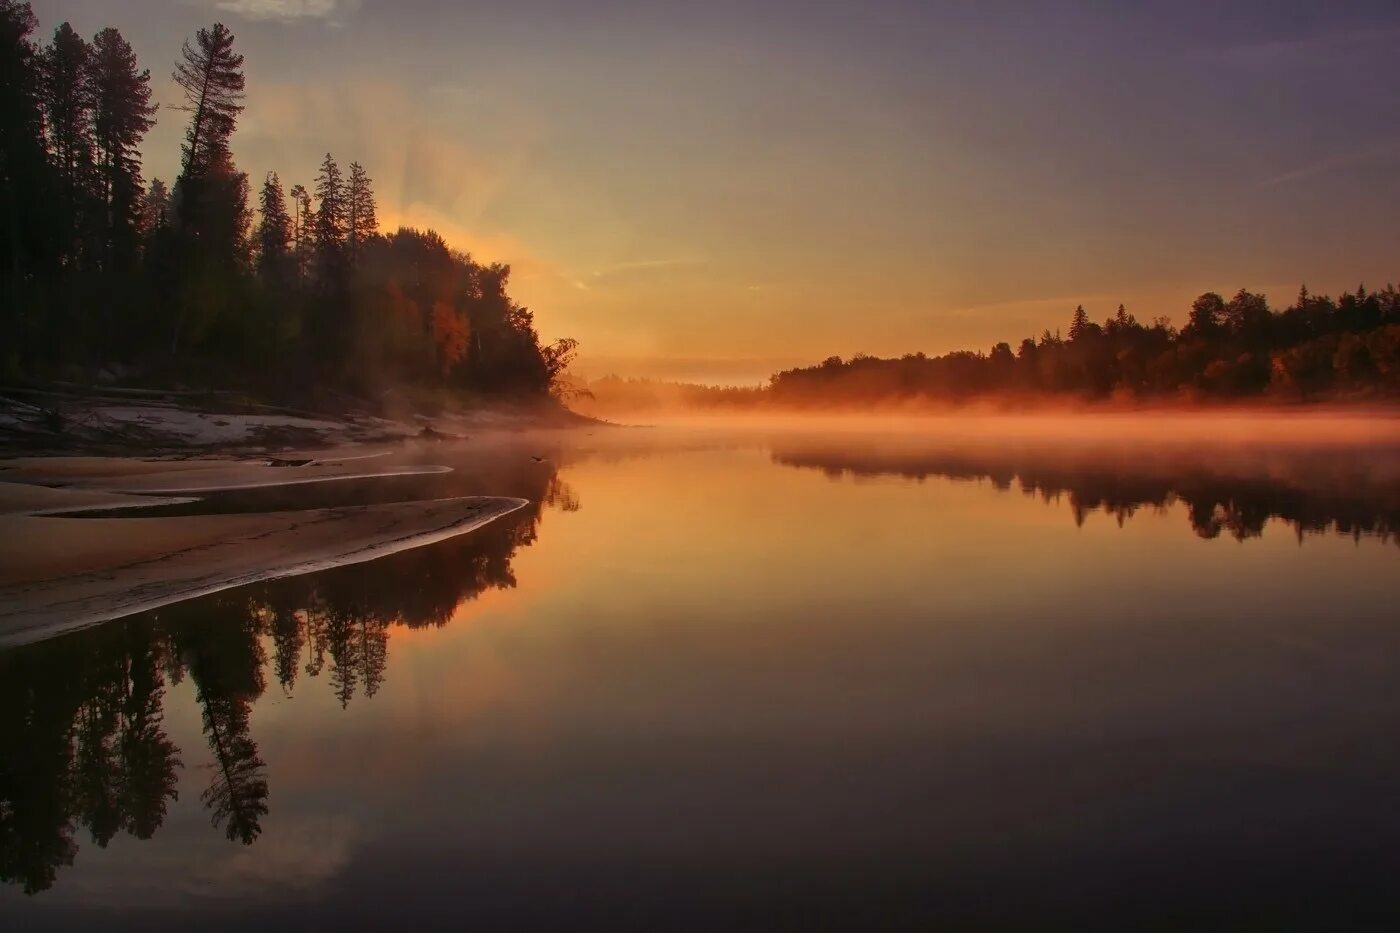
[
  {"left": 580, "top": 288, "right": 1400, "bottom": 412},
  {"left": 0, "top": 4, "right": 575, "bottom": 403},
  {"left": 763, "top": 290, "right": 1400, "bottom": 405}
]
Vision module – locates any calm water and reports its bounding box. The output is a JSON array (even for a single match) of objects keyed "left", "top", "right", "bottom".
[{"left": 4, "top": 426, "right": 1400, "bottom": 930}]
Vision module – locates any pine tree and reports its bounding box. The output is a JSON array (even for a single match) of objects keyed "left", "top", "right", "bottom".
[
  {"left": 0, "top": 0, "right": 51, "bottom": 313},
  {"left": 289, "top": 182, "right": 310, "bottom": 285},
  {"left": 39, "top": 22, "right": 94, "bottom": 262},
  {"left": 1068, "top": 304, "right": 1090, "bottom": 342},
  {"left": 345, "top": 160, "right": 377, "bottom": 265},
  {"left": 169, "top": 21, "right": 248, "bottom": 286},
  {"left": 141, "top": 177, "right": 169, "bottom": 233},
  {"left": 88, "top": 27, "right": 154, "bottom": 271},
  {"left": 312, "top": 152, "right": 345, "bottom": 285},
  {"left": 255, "top": 171, "right": 291, "bottom": 285},
  {"left": 172, "top": 23, "right": 243, "bottom": 178}
]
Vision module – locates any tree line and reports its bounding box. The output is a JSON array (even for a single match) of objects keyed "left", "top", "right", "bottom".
[
  {"left": 572, "top": 288, "right": 1400, "bottom": 414},
  {"left": 0, "top": 4, "right": 575, "bottom": 401},
  {"left": 767, "top": 288, "right": 1400, "bottom": 405}
]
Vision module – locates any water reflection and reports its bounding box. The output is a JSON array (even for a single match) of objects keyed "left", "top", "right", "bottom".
[
  {"left": 772, "top": 440, "right": 1400, "bottom": 544},
  {"left": 0, "top": 468, "right": 567, "bottom": 894},
  {"left": 4, "top": 429, "right": 1399, "bottom": 925}
]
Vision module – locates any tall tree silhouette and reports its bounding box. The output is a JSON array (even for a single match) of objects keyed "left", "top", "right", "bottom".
[
  {"left": 38, "top": 21, "right": 93, "bottom": 265},
  {"left": 289, "top": 181, "right": 311, "bottom": 285},
  {"left": 1067, "top": 304, "right": 1091, "bottom": 342},
  {"left": 312, "top": 152, "right": 346, "bottom": 282},
  {"left": 171, "top": 20, "right": 248, "bottom": 325},
  {"left": 172, "top": 23, "right": 242, "bottom": 178},
  {"left": 0, "top": 0, "right": 52, "bottom": 353},
  {"left": 88, "top": 26, "right": 154, "bottom": 273},
  {"left": 346, "top": 160, "right": 377, "bottom": 265},
  {"left": 255, "top": 171, "right": 292, "bottom": 286}
]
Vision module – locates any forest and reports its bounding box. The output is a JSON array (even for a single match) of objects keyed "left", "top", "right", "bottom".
[
  {"left": 0, "top": 4, "right": 576, "bottom": 403},
  {"left": 762, "top": 290, "right": 1400, "bottom": 406},
  {"left": 574, "top": 290, "right": 1400, "bottom": 414}
]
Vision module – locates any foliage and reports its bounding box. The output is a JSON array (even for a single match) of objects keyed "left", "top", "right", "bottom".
[
  {"left": 1, "top": 11, "right": 574, "bottom": 403},
  {"left": 764, "top": 288, "right": 1400, "bottom": 406}
]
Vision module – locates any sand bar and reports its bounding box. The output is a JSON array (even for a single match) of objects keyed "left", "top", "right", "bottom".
[
  {"left": 0, "top": 495, "right": 528, "bottom": 646},
  {"left": 1, "top": 453, "right": 448, "bottom": 494}
]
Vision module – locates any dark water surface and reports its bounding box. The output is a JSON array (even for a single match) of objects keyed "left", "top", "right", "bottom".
[{"left": 4, "top": 426, "right": 1400, "bottom": 930}]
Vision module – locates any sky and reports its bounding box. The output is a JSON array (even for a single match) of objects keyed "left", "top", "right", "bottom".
[{"left": 29, "top": 0, "right": 1400, "bottom": 383}]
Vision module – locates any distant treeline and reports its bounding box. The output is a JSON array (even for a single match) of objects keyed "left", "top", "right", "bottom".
[
  {"left": 571, "top": 374, "right": 764, "bottom": 415},
  {"left": 579, "top": 288, "right": 1400, "bottom": 413},
  {"left": 0, "top": 4, "right": 574, "bottom": 401},
  {"left": 767, "top": 291, "right": 1400, "bottom": 405}
]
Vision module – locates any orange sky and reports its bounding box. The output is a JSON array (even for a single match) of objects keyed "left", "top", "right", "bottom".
[{"left": 35, "top": 0, "right": 1400, "bottom": 383}]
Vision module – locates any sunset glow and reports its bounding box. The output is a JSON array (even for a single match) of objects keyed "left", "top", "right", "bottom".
[{"left": 33, "top": 0, "right": 1400, "bottom": 379}]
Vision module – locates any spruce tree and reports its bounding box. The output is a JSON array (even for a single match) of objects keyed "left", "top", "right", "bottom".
[
  {"left": 255, "top": 171, "right": 292, "bottom": 286},
  {"left": 345, "top": 160, "right": 377, "bottom": 265},
  {"left": 39, "top": 22, "right": 94, "bottom": 263},
  {"left": 312, "top": 152, "right": 346, "bottom": 285},
  {"left": 88, "top": 27, "right": 154, "bottom": 271},
  {"left": 173, "top": 23, "right": 243, "bottom": 178},
  {"left": 1068, "top": 305, "right": 1090, "bottom": 342},
  {"left": 0, "top": 0, "right": 51, "bottom": 317}
]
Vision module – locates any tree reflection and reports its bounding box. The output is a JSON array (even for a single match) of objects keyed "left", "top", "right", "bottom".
[
  {"left": 773, "top": 444, "right": 1400, "bottom": 545},
  {"left": 0, "top": 623, "right": 181, "bottom": 894},
  {"left": 0, "top": 471, "right": 567, "bottom": 892}
]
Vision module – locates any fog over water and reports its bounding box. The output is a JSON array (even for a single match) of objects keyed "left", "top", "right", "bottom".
[{"left": 3, "top": 416, "right": 1400, "bottom": 930}]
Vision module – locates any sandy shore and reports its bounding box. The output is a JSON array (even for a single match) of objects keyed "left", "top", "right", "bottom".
[
  {"left": 0, "top": 452, "right": 449, "bottom": 494},
  {"left": 0, "top": 448, "right": 538, "bottom": 645},
  {"left": 0, "top": 495, "right": 527, "bottom": 646}
]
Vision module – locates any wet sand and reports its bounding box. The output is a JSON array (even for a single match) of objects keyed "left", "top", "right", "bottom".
[
  {"left": 0, "top": 451, "right": 530, "bottom": 646},
  {"left": 0, "top": 496, "right": 527, "bottom": 646},
  {"left": 0, "top": 452, "right": 446, "bottom": 494}
]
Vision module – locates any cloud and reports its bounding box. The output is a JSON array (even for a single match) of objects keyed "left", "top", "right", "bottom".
[
  {"left": 586, "top": 257, "right": 708, "bottom": 281},
  {"left": 1257, "top": 143, "right": 1400, "bottom": 188},
  {"left": 1210, "top": 26, "right": 1400, "bottom": 68},
  {"left": 211, "top": 0, "right": 358, "bottom": 22}
]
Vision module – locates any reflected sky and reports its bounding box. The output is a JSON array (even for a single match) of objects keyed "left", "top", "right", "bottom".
[{"left": 4, "top": 429, "right": 1400, "bottom": 929}]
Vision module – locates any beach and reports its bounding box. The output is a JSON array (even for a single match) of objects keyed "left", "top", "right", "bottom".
[{"left": 0, "top": 451, "right": 529, "bottom": 645}]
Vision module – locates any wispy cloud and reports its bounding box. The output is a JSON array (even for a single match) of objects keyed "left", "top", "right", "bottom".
[
  {"left": 569, "top": 258, "right": 706, "bottom": 292},
  {"left": 211, "top": 0, "right": 357, "bottom": 22},
  {"left": 1257, "top": 143, "right": 1400, "bottom": 188},
  {"left": 588, "top": 257, "right": 708, "bottom": 279},
  {"left": 1210, "top": 26, "right": 1400, "bottom": 68}
]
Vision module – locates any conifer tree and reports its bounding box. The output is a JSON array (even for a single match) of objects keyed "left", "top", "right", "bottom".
[
  {"left": 173, "top": 23, "right": 243, "bottom": 178},
  {"left": 88, "top": 27, "right": 154, "bottom": 270},
  {"left": 171, "top": 22, "right": 247, "bottom": 264},
  {"left": 255, "top": 171, "right": 292, "bottom": 285},
  {"left": 0, "top": 0, "right": 51, "bottom": 318},
  {"left": 312, "top": 152, "right": 346, "bottom": 284},
  {"left": 39, "top": 22, "right": 94, "bottom": 262},
  {"left": 345, "top": 160, "right": 377, "bottom": 265},
  {"left": 289, "top": 182, "right": 310, "bottom": 284},
  {"left": 1067, "top": 305, "right": 1090, "bottom": 342}
]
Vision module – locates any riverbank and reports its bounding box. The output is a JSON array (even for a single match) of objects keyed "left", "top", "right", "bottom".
[
  {"left": 0, "top": 440, "right": 557, "bottom": 645},
  {"left": 0, "top": 381, "right": 595, "bottom": 456},
  {"left": 0, "top": 481, "right": 527, "bottom": 646}
]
